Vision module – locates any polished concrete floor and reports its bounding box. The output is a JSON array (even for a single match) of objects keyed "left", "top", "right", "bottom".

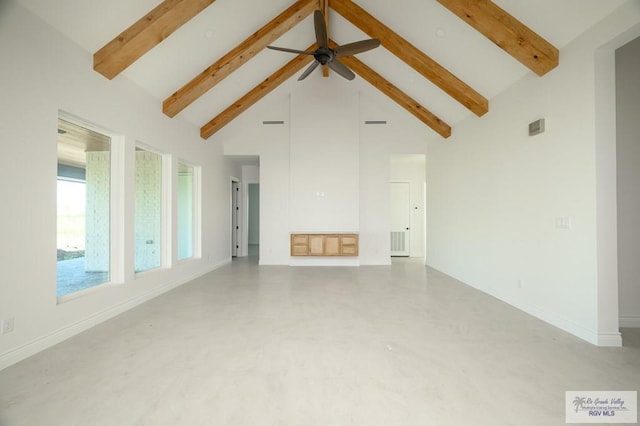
[{"left": 1, "top": 257, "right": 639, "bottom": 425}]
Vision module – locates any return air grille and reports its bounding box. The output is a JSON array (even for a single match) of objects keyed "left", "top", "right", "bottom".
[
  {"left": 390, "top": 231, "right": 406, "bottom": 252},
  {"left": 529, "top": 118, "right": 545, "bottom": 136}
]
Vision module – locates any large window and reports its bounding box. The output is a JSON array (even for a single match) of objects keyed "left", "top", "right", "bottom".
[
  {"left": 135, "top": 147, "right": 163, "bottom": 273},
  {"left": 177, "top": 162, "right": 195, "bottom": 260},
  {"left": 57, "top": 117, "right": 111, "bottom": 297}
]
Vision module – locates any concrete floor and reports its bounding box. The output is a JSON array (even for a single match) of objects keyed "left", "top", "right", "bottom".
[{"left": 1, "top": 257, "right": 638, "bottom": 425}]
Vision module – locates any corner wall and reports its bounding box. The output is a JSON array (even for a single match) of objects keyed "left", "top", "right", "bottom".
[
  {"left": 0, "top": 4, "right": 237, "bottom": 370},
  {"left": 616, "top": 36, "right": 640, "bottom": 327},
  {"left": 426, "top": 1, "right": 640, "bottom": 345}
]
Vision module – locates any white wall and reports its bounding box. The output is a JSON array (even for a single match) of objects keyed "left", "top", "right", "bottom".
[
  {"left": 0, "top": 3, "right": 238, "bottom": 369},
  {"left": 426, "top": 1, "right": 640, "bottom": 346},
  {"left": 219, "top": 93, "right": 292, "bottom": 265},
  {"left": 221, "top": 76, "right": 434, "bottom": 266},
  {"left": 616, "top": 36, "right": 640, "bottom": 327},
  {"left": 290, "top": 78, "right": 360, "bottom": 234}
]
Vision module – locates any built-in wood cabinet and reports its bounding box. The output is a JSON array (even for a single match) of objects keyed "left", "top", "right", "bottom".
[{"left": 291, "top": 234, "right": 359, "bottom": 256}]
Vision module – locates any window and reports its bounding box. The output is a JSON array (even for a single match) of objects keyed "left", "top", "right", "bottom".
[
  {"left": 177, "top": 162, "right": 194, "bottom": 260},
  {"left": 57, "top": 117, "right": 111, "bottom": 297},
  {"left": 135, "top": 147, "right": 163, "bottom": 273}
]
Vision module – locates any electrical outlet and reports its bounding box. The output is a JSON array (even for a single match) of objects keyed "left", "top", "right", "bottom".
[
  {"left": 555, "top": 217, "right": 572, "bottom": 229},
  {"left": 1, "top": 318, "right": 14, "bottom": 334}
]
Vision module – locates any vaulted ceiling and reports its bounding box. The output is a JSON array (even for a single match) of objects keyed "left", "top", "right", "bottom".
[{"left": 18, "top": 0, "right": 627, "bottom": 139}]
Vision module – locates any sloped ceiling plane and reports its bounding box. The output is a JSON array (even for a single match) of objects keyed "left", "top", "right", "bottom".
[{"left": 92, "top": 0, "right": 559, "bottom": 140}]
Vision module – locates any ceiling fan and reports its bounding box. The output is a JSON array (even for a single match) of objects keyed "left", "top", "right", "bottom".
[{"left": 267, "top": 10, "right": 380, "bottom": 81}]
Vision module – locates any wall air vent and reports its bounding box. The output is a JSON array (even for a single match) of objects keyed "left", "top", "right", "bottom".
[
  {"left": 529, "top": 118, "right": 545, "bottom": 136},
  {"left": 365, "top": 120, "right": 387, "bottom": 125},
  {"left": 262, "top": 120, "right": 285, "bottom": 125}
]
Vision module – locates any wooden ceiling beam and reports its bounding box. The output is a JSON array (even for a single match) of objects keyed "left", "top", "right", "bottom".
[
  {"left": 94, "top": 0, "right": 215, "bottom": 80},
  {"left": 320, "top": 0, "right": 330, "bottom": 77},
  {"left": 330, "top": 41, "right": 451, "bottom": 138},
  {"left": 436, "top": 0, "right": 558, "bottom": 76},
  {"left": 329, "top": 0, "right": 488, "bottom": 117},
  {"left": 164, "top": 0, "right": 317, "bottom": 118},
  {"left": 201, "top": 44, "right": 317, "bottom": 139}
]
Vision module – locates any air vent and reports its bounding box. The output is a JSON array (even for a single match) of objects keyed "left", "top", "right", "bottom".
[
  {"left": 390, "top": 232, "right": 406, "bottom": 252},
  {"left": 57, "top": 128, "right": 67, "bottom": 135},
  {"left": 262, "top": 120, "right": 284, "bottom": 125},
  {"left": 529, "top": 118, "right": 545, "bottom": 136},
  {"left": 365, "top": 120, "right": 387, "bottom": 125}
]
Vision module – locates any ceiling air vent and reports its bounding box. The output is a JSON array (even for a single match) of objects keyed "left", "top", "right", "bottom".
[
  {"left": 529, "top": 118, "right": 545, "bottom": 136},
  {"left": 262, "top": 120, "right": 284, "bottom": 125},
  {"left": 57, "top": 128, "right": 67, "bottom": 135},
  {"left": 365, "top": 120, "right": 387, "bottom": 125}
]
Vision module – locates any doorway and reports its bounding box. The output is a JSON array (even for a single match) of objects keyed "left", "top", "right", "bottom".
[
  {"left": 231, "top": 180, "right": 239, "bottom": 257},
  {"left": 389, "top": 155, "right": 426, "bottom": 259},
  {"left": 247, "top": 183, "right": 260, "bottom": 257},
  {"left": 390, "top": 182, "right": 411, "bottom": 256}
]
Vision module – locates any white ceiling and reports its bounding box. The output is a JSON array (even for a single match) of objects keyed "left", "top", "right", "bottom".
[{"left": 17, "top": 0, "right": 627, "bottom": 135}]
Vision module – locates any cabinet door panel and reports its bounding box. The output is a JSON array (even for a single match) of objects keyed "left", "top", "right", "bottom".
[
  {"left": 292, "top": 235, "right": 308, "bottom": 245},
  {"left": 325, "top": 236, "right": 340, "bottom": 255},
  {"left": 341, "top": 245, "right": 357, "bottom": 255},
  {"left": 308, "top": 235, "right": 324, "bottom": 255},
  {"left": 341, "top": 236, "right": 357, "bottom": 246},
  {"left": 340, "top": 235, "right": 358, "bottom": 256},
  {"left": 292, "top": 244, "right": 308, "bottom": 256}
]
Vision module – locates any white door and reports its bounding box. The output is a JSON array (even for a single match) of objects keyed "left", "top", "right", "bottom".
[
  {"left": 231, "top": 181, "right": 239, "bottom": 257},
  {"left": 390, "top": 182, "right": 411, "bottom": 256}
]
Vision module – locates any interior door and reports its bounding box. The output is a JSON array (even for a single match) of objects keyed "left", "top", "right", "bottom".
[
  {"left": 231, "top": 181, "right": 239, "bottom": 257},
  {"left": 390, "top": 182, "right": 411, "bottom": 256}
]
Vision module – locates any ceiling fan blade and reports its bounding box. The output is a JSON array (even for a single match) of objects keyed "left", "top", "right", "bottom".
[
  {"left": 267, "top": 45, "right": 315, "bottom": 55},
  {"left": 334, "top": 38, "right": 381, "bottom": 58},
  {"left": 314, "top": 10, "right": 328, "bottom": 48},
  {"left": 298, "top": 60, "right": 320, "bottom": 81},
  {"left": 328, "top": 59, "right": 355, "bottom": 80}
]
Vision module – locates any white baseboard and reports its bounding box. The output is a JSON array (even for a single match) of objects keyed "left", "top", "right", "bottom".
[
  {"left": 426, "top": 266, "right": 623, "bottom": 347},
  {"left": 0, "top": 259, "right": 230, "bottom": 371},
  {"left": 620, "top": 316, "right": 640, "bottom": 328},
  {"left": 597, "top": 332, "right": 624, "bottom": 347},
  {"left": 512, "top": 299, "right": 617, "bottom": 346},
  {"left": 289, "top": 258, "right": 360, "bottom": 267}
]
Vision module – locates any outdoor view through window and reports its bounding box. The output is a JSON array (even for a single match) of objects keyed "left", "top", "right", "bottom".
[{"left": 57, "top": 118, "right": 111, "bottom": 297}]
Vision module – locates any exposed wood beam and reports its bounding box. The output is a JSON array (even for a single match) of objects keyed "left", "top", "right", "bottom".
[
  {"left": 164, "top": 0, "right": 317, "bottom": 118},
  {"left": 201, "top": 45, "right": 317, "bottom": 139},
  {"left": 94, "top": 0, "right": 215, "bottom": 80},
  {"left": 320, "top": 0, "right": 330, "bottom": 77},
  {"left": 329, "top": 0, "right": 488, "bottom": 117},
  {"left": 436, "top": 0, "right": 558, "bottom": 76},
  {"left": 330, "top": 41, "right": 451, "bottom": 138}
]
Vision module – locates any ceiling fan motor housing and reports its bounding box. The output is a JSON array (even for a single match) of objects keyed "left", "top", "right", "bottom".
[{"left": 314, "top": 47, "right": 334, "bottom": 65}]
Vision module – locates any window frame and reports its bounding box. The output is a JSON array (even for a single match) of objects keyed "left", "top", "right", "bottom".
[
  {"left": 133, "top": 143, "right": 170, "bottom": 275},
  {"left": 176, "top": 159, "right": 201, "bottom": 262},
  {"left": 56, "top": 111, "right": 123, "bottom": 302}
]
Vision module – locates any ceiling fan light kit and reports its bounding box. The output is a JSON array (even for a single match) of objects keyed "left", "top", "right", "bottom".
[{"left": 267, "top": 10, "right": 380, "bottom": 81}]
